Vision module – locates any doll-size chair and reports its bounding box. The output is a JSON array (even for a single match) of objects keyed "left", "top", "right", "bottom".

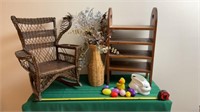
[{"left": 11, "top": 15, "right": 81, "bottom": 101}]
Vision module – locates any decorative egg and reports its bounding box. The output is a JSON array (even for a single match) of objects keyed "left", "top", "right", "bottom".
[
  {"left": 126, "top": 91, "right": 131, "bottom": 97},
  {"left": 128, "top": 88, "right": 134, "bottom": 93},
  {"left": 119, "top": 89, "right": 126, "bottom": 96},
  {"left": 102, "top": 88, "right": 111, "bottom": 95},
  {"left": 104, "top": 85, "right": 109, "bottom": 89},
  {"left": 110, "top": 87, "right": 114, "bottom": 90},
  {"left": 111, "top": 91, "right": 118, "bottom": 97},
  {"left": 128, "top": 88, "right": 136, "bottom": 96},
  {"left": 112, "top": 88, "right": 120, "bottom": 93}
]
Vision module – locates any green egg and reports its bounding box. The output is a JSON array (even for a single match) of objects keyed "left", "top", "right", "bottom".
[{"left": 102, "top": 88, "right": 111, "bottom": 95}]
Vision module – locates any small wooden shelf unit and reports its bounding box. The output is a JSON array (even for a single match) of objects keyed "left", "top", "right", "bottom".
[{"left": 106, "top": 7, "right": 158, "bottom": 86}]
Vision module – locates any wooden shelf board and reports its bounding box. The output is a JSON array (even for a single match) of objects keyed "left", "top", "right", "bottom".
[
  {"left": 109, "top": 60, "right": 151, "bottom": 72},
  {"left": 110, "top": 38, "right": 153, "bottom": 45},
  {"left": 110, "top": 25, "right": 155, "bottom": 30},
  {"left": 109, "top": 50, "right": 152, "bottom": 59}
]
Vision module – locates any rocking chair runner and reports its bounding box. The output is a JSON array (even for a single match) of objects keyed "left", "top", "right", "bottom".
[{"left": 11, "top": 15, "right": 81, "bottom": 101}]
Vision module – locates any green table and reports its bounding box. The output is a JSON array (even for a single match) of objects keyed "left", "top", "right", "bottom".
[{"left": 22, "top": 75, "right": 172, "bottom": 111}]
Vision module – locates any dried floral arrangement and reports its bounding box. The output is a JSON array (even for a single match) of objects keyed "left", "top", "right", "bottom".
[
  {"left": 68, "top": 8, "right": 119, "bottom": 70},
  {"left": 70, "top": 8, "right": 108, "bottom": 52}
]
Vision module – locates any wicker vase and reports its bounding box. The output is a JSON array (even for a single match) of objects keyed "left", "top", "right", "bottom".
[{"left": 88, "top": 45, "right": 104, "bottom": 86}]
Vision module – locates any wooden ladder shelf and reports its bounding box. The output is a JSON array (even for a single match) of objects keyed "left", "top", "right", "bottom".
[{"left": 106, "top": 7, "right": 158, "bottom": 86}]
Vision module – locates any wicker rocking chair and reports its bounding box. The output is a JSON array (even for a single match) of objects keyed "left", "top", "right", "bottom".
[{"left": 11, "top": 15, "right": 81, "bottom": 101}]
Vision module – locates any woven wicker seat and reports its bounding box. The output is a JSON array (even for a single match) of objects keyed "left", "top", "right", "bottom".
[{"left": 11, "top": 15, "right": 81, "bottom": 101}]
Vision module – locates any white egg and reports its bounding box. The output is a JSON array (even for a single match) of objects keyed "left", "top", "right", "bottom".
[{"left": 119, "top": 89, "right": 126, "bottom": 96}]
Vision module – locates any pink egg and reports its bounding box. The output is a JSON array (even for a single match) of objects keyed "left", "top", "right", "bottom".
[{"left": 112, "top": 88, "right": 120, "bottom": 93}]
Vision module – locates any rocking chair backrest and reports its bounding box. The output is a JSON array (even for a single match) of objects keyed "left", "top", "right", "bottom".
[{"left": 11, "top": 16, "right": 57, "bottom": 63}]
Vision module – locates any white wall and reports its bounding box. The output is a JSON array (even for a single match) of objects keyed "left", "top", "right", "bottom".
[
  {"left": 0, "top": 0, "right": 3, "bottom": 111},
  {"left": 198, "top": 0, "right": 200, "bottom": 109},
  {"left": 1, "top": 0, "right": 199, "bottom": 111}
]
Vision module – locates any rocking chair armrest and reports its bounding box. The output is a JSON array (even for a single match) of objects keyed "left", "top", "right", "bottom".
[
  {"left": 15, "top": 50, "right": 32, "bottom": 59},
  {"left": 56, "top": 44, "right": 80, "bottom": 50},
  {"left": 56, "top": 44, "right": 80, "bottom": 66},
  {"left": 15, "top": 50, "right": 38, "bottom": 73}
]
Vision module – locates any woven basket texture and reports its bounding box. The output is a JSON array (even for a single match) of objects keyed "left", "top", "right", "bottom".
[{"left": 88, "top": 45, "right": 104, "bottom": 86}]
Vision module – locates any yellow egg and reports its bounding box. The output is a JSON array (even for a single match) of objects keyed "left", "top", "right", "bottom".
[
  {"left": 102, "top": 89, "right": 111, "bottom": 95},
  {"left": 126, "top": 91, "right": 131, "bottom": 97}
]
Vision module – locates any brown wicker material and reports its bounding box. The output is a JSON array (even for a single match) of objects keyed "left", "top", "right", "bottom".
[
  {"left": 88, "top": 45, "right": 104, "bottom": 86},
  {"left": 11, "top": 15, "right": 81, "bottom": 101}
]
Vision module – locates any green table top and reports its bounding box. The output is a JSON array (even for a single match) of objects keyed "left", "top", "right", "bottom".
[{"left": 22, "top": 74, "right": 172, "bottom": 111}]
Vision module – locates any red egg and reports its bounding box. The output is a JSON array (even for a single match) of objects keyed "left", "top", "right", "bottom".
[{"left": 111, "top": 91, "right": 118, "bottom": 97}]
